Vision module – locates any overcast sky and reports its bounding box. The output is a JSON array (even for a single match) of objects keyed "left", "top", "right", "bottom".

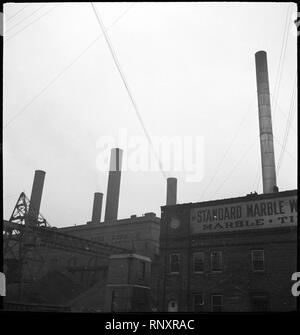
[{"left": 3, "top": 2, "right": 297, "bottom": 227}]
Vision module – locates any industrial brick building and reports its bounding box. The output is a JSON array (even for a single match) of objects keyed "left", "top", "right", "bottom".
[
  {"left": 156, "top": 50, "right": 298, "bottom": 312},
  {"left": 59, "top": 213, "right": 160, "bottom": 259},
  {"left": 158, "top": 189, "right": 297, "bottom": 312}
]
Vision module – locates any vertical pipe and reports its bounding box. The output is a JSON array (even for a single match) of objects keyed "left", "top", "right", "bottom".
[
  {"left": 255, "top": 51, "right": 277, "bottom": 193},
  {"left": 104, "top": 148, "right": 123, "bottom": 222},
  {"left": 166, "top": 177, "right": 177, "bottom": 205},
  {"left": 28, "top": 170, "right": 45, "bottom": 226},
  {"left": 91, "top": 192, "right": 103, "bottom": 223}
]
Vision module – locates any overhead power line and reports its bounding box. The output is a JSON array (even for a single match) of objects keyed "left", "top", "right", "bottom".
[
  {"left": 6, "top": 5, "right": 60, "bottom": 41},
  {"left": 200, "top": 99, "right": 254, "bottom": 200},
  {"left": 4, "top": 4, "right": 135, "bottom": 130},
  {"left": 270, "top": 93, "right": 297, "bottom": 135},
  {"left": 277, "top": 76, "right": 297, "bottom": 172},
  {"left": 273, "top": 133, "right": 297, "bottom": 164},
  {"left": 90, "top": 2, "right": 167, "bottom": 180},
  {"left": 252, "top": 167, "right": 261, "bottom": 192},
  {"left": 211, "top": 136, "right": 259, "bottom": 199},
  {"left": 6, "top": 4, "right": 46, "bottom": 32},
  {"left": 272, "top": 4, "right": 292, "bottom": 121},
  {"left": 6, "top": 4, "right": 30, "bottom": 22},
  {"left": 4, "top": 193, "right": 21, "bottom": 200}
]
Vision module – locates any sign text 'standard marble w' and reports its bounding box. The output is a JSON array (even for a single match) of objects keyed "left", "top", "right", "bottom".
[{"left": 190, "top": 195, "right": 297, "bottom": 234}]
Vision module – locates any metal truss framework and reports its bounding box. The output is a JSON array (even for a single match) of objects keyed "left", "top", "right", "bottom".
[{"left": 3, "top": 192, "right": 131, "bottom": 301}]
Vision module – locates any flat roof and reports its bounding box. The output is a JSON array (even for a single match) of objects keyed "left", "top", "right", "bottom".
[
  {"left": 161, "top": 189, "right": 298, "bottom": 211},
  {"left": 60, "top": 213, "right": 161, "bottom": 231}
]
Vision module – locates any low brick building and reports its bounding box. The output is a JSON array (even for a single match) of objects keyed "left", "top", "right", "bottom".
[
  {"left": 59, "top": 212, "right": 160, "bottom": 259},
  {"left": 158, "top": 189, "right": 297, "bottom": 312}
]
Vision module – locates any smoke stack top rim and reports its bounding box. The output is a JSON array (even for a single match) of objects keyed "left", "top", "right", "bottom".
[
  {"left": 255, "top": 50, "right": 267, "bottom": 56},
  {"left": 35, "top": 170, "right": 46, "bottom": 175},
  {"left": 105, "top": 147, "right": 123, "bottom": 222},
  {"left": 109, "top": 148, "right": 123, "bottom": 172},
  {"left": 111, "top": 147, "right": 123, "bottom": 152}
]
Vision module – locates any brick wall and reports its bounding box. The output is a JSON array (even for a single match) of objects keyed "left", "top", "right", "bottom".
[{"left": 158, "top": 191, "right": 298, "bottom": 312}]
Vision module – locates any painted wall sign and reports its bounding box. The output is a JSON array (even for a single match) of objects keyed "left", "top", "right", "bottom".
[{"left": 190, "top": 195, "right": 297, "bottom": 234}]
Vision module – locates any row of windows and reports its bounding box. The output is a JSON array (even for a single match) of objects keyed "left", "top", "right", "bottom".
[
  {"left": 169, "top": 292, "right": 270, "bottom": 312},
  {"left": 169, "top": 250, "right": 265, "bottom": 273},
  {"left": 168, "top": 294, "right": 223, "bottom": 312},
  {"left": 194, "top": 294, "right": 223, "bottom": 312}
]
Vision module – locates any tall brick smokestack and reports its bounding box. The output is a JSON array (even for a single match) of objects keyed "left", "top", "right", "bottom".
[
  {"left": 104, "top": 148, "right": 123, "bottom": 222},
  {"left": 91, "top": 192, "right": 103, "bottom": 223},
  {"left": 28, "top": 170, "right": 46, "bottom": 226},
  {"left": 255, "top": 51, "right": 277, "bottom": 193},
  {"left": 166, "top": 177, "right": 177, "bottom": 205}
]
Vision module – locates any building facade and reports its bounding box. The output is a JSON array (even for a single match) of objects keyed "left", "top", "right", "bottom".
[
  {"left": 158, "top": 189, "right": 297, "bottom": 312},
  {"left": 59, "top": 212, "right": 160, "bottom": 260}
]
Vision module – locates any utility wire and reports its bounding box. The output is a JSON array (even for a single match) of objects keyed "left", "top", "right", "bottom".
[
  {"left": 4, "top": 193, "right": 21, "bottom": 200},
  {"left": 6, "top": 5, "right": 60, "bottom": 41},
  {"left": 200, "top": 100, "right": 254, "bottom": 200},
  {"left": 272, "top": 4, "right": 292, "bottom": 121},
  {"left": 271, "top": 4, "right": 289, "bottom": 111},
  {"left": 211, "top": 136, "right": 259, "bottom": 198},
  {"left": 6, "top": 4, "right": 30, "bottom": 22},
  {"left": 274, "top": 133, "right": 297, "bottom": 163},
  {"left": 90, "top": 2, "right": 167, "bottom": 180},
  {"left": 270, "top": 92, "right": 297, "bottom": 134},
  {"left": 277, "top": 76, "right": 297, "bottom": 171},
  {"left": 254, "top": 171, "right": 261, "bottom": 192},
  {"left": 252, "top": 167, "right": 261, "bottom": 191},
  {"left": 6, "top": 4, "right": 46, "bottom": 32},
  {"left": 4, "top": 4, "right": 135, "bottom": 130}
]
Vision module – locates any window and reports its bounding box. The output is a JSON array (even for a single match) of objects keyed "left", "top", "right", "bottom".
[
  {"left": 193, "top": 252, "right": 204, "bottom": 273},
  {"left": 193, "top": 293, "right": 204, "bottom": 312},
  {"left": 139, "top": 261, "right": 146, "bottom": 280},
  {"left": 252, "top": 250, "right": 264, "bottom": 272},
  {"left": 167, "top": 300, "right": 178, "bottom": 312},
  {"left": 251, "top": 294, "right": 269, "bottom": 311},
  {"left": 170, "top": 254, "right": 180, "bottom": 273},
  {"left": 211, "top": 295, "right": 223, "bottom": 312},
  {"left": 211, "top": 251, "right": 222, "bottom": 272},
  {"left": 111, "top": 290, "right": 116, "bottom": 312}
]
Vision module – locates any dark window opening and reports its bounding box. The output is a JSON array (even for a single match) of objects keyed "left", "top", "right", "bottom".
[
  {"left": 193, "top": 252, "right": 204, "bottom": 273},
  {"left": 251, "top": 294, "right": 269, "bottom": 311},
  {"left": 211, "top": 251, "right": 222, "bottom": 272},
  {"left": 193, "top": 293, "right": 204, "bottom": 312},
  {"left": 211, "top": 295, "right": 223, "bottom": 312},
  {"left": 167, "top": 300, "right": 178, "bottom": 312},
  {"left": 170, "top": 254, "right": 180, "bottom": 273},
  {"left": 252, "top": 250, "right": 264, "bottom": 272}
]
